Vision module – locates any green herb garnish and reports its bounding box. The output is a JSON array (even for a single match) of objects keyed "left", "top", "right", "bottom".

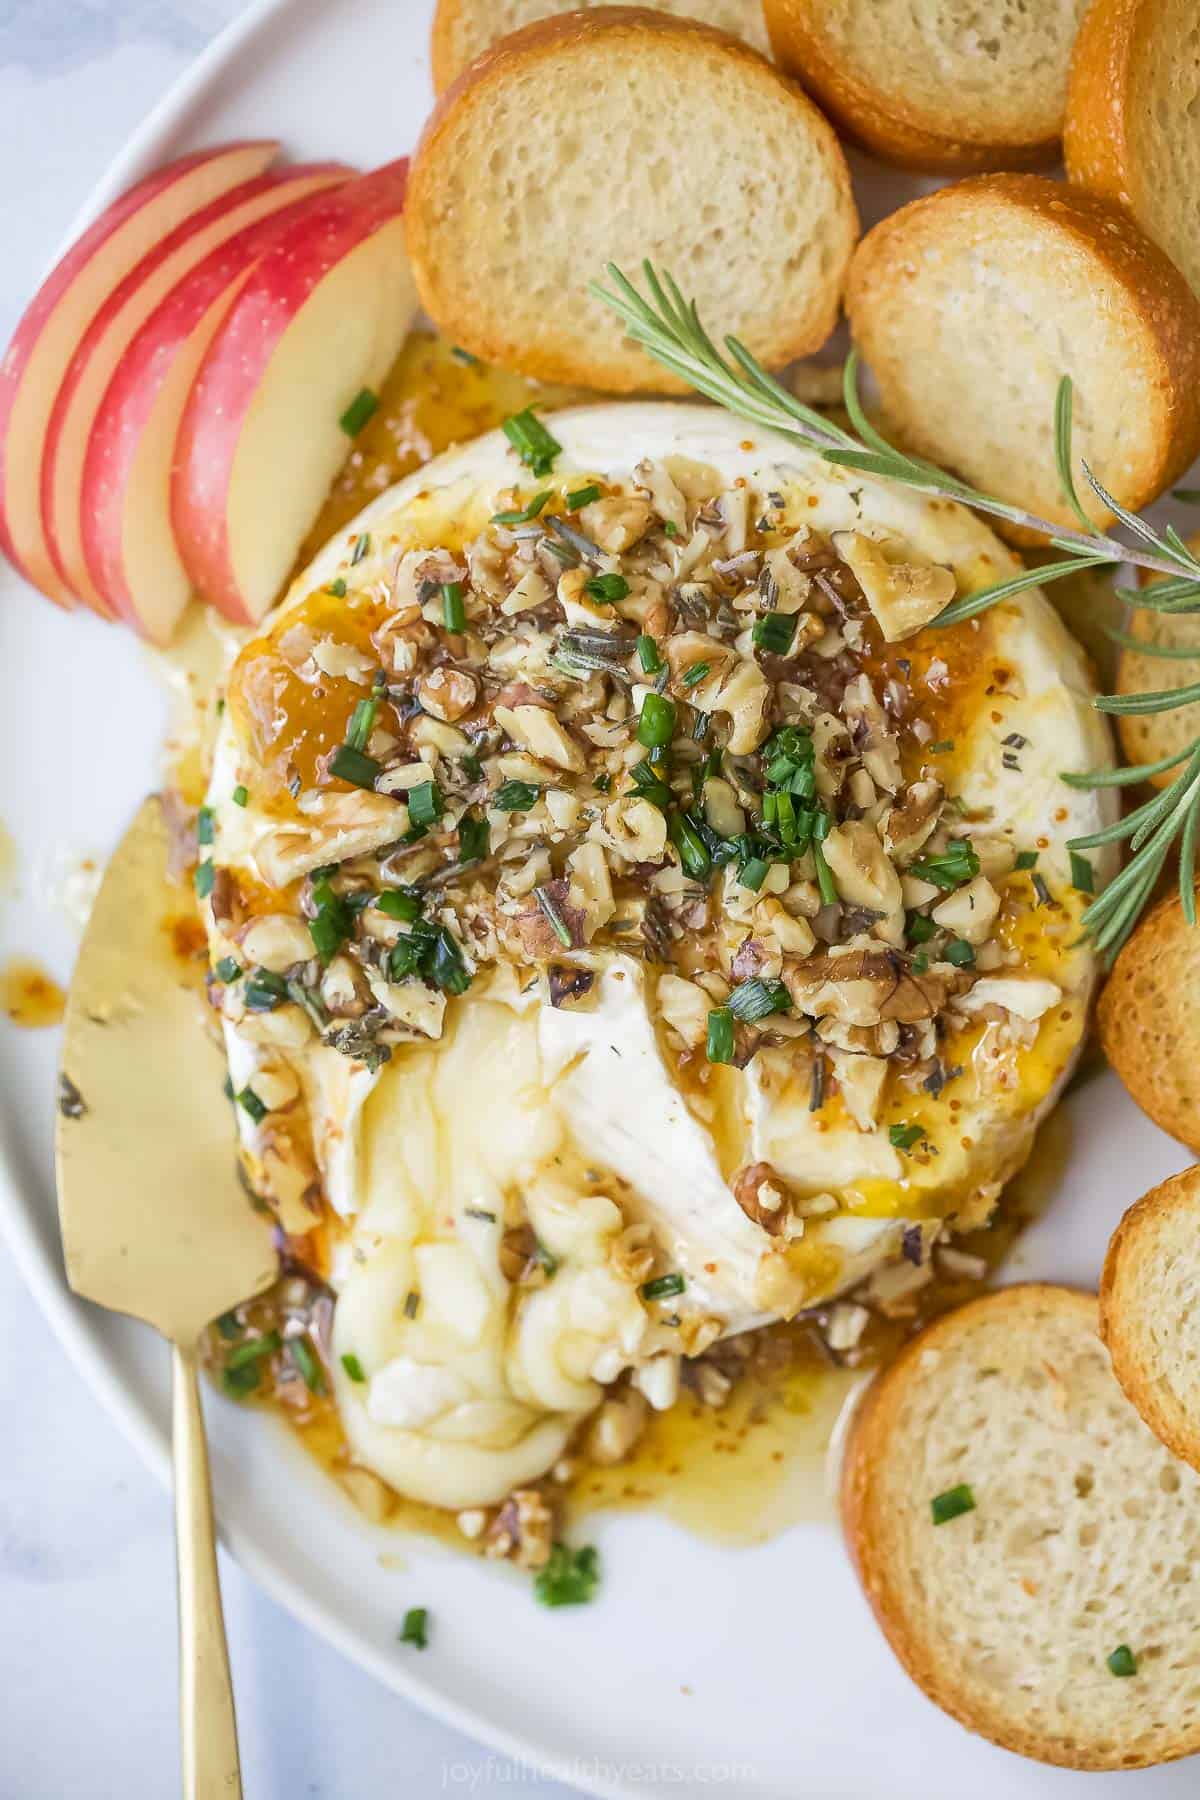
[
  {"left": 441, "top": 581, "right": 466, "bottom": 633},
  {"left": 341, "top": 1353, "right": 367, "bottom": 1383},
  {"left": 669, "top": 810, "right": 711, "bottom": 880},
  {"left": 1070, "top": 850, "right": 1095, "bottom": 894},
  {"left": 232, "top": 785, "right": 248, "bottom": 808},
  {"left": 642, "top": 1271, "right": 686, "bottom": 1301},
  {"left": 376, "top": 888, "right": 422, "bottom": 922},
  {"left": 944, "top": 938, "right": 976, "bottom": 968},
  {"left": 637, "top": 692, "right": 676, "bottom": 749},
  {"left": 728, "top": 978, "right": 790, "bottom": 1023},
  {"left": 458, "top": 812, "right": 490, "bottom": 863},
  {"left": 908, "top": 840, "right": 980, "bottom": 891},
  {"left": 328, "top": 744, "right": 380, "bottom": 790},
  {"left": 345, "top": 696, "right": 378, "bottom": 753},
  {"left": 752, "top": 612, "right": 796, "bottom": 656},
  {"left": 706, "top": 1007, "right": 735, "bottom": 1065},
  {"left": 1107, "top": 1644, "right": 1137, "bottom": 1678},
  {"left": 502, "top": 408, "right": 561, "bottom": 478},
  {"left": 214, "top": 957, "right": 241, "bottom": 983},
  {"left": 491, "top": 491, "right": 551, "bottom": 525},
  {"left": 194, "top": 859, "right": 215, "bottom": 899},
  {"left": 237, "top": 1086, "right": 267, "bottom": 1124},
  {"left": 289, "top": 1334, "right": 325, "bottom": 1395},
  {"left": 339, "top": 387, "right": 379, "bottom": 437},
  {"left": 407, "top": 781, "right": 444, "bottom": 830},
  {"left": 637, "top": 634, "right": 661, "bottom": 674},
  {"left": 585, "top": 572, "right": 630, "bottom": 604},
  {"left": 930, "top": 1484, "right": 975, "bottom": 1525},
  {"left": 1015, "top": 849, "right": 1039, "bottom": 870},
  {"left": 566, "top": 483, "right": 601, "bottom": 510},
  {"left": 889, "top": 1122, "right": 924, "bottom": 1152},
  {"left": 494, "top": 779, "right": 539, "bottom": 813},
  {"left": 534, "top": 1544, "right": 599, "bottom": 1608},
  {"left": 681, "top": 661, "right": 710, "bottom": 688},
  {"left": 400, "top": 1606, "right": 430, "bottom": 1647}
]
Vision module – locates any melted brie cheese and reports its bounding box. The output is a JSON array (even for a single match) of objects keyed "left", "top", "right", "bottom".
[{"left": 206, "top": 402, "right": 1116, "bottom": 1509}]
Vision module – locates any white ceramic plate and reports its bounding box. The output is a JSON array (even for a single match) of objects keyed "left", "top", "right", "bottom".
[{"left": 1, "top": 4, "right": 1196, "bottom": 1793}]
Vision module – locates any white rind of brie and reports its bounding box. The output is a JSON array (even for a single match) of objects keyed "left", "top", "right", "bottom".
[{"left": 208, "top": 402, "right": 1116, "bottom": 1511}]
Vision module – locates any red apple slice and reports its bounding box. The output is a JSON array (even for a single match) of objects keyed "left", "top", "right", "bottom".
[
  {"left": 172, "top": 160, "right": 416, "bottom": 625},
  {"left": 42, "top": 166, "right": 346, "bottom": 618},
  {"left": 0, "top": 140, "right": 279, "bottom": 608},
  {"left": 78, "top": 164, "right": 353, "bottom": 642}
]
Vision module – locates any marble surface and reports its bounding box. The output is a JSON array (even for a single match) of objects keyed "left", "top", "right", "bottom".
[{"left": 0, "top": 5, "right": 571, "bottom": 1795}]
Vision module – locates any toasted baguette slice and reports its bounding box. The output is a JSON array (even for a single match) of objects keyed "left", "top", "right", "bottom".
[
  {"left": 842, "top": 1285, "right": 1200, "bottom": 1769},
  {"left": 406, "top": 8, "right": 857, "bottom": 393},
  {"left": 1066, "top": 0, "right": 1200, "bottom": 300},
  {"left": 431, "top": 0, "right": 771, "bottom": 90},
  {"left": 1098, "top": 888, "right": 1200, "bottom": 1152},
  {"left": 1102, "top": 1168, "right": 1200, "bottom": 1471},
  {"left": 765, "top": 0, "right": 1087, "bottom": 173},
  {"left": 1116, "top": 535, "right": 1200, "bottom": 786},
  {"left": 846, "top": 176, "right": 1200, "bottom": 540}
]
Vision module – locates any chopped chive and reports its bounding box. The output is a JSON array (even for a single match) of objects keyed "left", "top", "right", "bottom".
[
  {"left": 309, "top": 879, "right": 352, "bottom": 965},
  {"left": 566, "top": 483, "right": 601, "bottom": 510},
  {"left": 1032, "top": 871, "right": 1053, "bottom": 908},
  {"left": 642, "top": 1272, "right": 686, "bottom": 1301},
  {"left": 407, "top": 781, "right": 444, "bottom": 830},
  {"left": 637, "top": 692, "right": 676, "bottom": 749},
  {"left": 594, "top": 772, "right": 611, "bottom": 793},
  {"left": 491, "top": 490, "right": 552, "bottom": 526},
  {"left": 907, "top": 911, "right": 937, "bottom": 944},
  {"left": 340, "top": 1353, "right": 367, "bottom": 1383},
  {"left": 376, "top": 888, "right": 422, "bottom": 922},
  {"left": 339, "top": 388, "right": 379, "bottom": 437},
  {"left": 232, "top": 784, "right": 249, "bottom": 808},
  {"left": 399, "top": 1606, "right": 430, "bottom": 1648},
  {"left": 350, "top": 532, "right": 371, "bottom": 565},
  {"left": 585, "top": 572, "right": 629, "bottom": 605},
  {"left": 637, "top": 634, "right": 661, "bottom": 674},
  {"left": 226, "top": 1331, "right": 280, "bottom": 1372},
  {"left": 237, "top": 1086, "right": 267, "bottom": 1124},
  {"left": 812, "top": 814, "right": 838, "bottom": 906},
  {"left": 706, "top": 1007, "right": 735, "bottom": 1065},
  {"left": 681, "top": 661, "right": 711, "bottom": 688},
  {"left": 346, "top": 696, "right": 379, "bottom": 753},
  {"left": 752, "top": 612, "right": 796, "bottom": 655},
  {"left": 727, "top": 978, "right": 790, "bottom": 1023},
  {"left": 214, "top": 956, "right": 242, "bottom": 983},
  {"left": 1015, "top": 849, "right": 1039, "bottom": 870},
  {"left": 222, "top": 1361, "right": 261, "bottom": 1397},
  {"left": 243, "top": 967, "right": 288, "bottom": 1012},
  {"left": 194, "top": 859, "right": 215, "bottom": 899},
  {"left": 494, "top": 778, "right": 539, "bottom": 813},
  {"left": 502, "top": 408, "right": 561, "bottom": 477},
  {"left": 931, "top": 1484, "right": 975, "bottom": 1525},
  {"left": 889, "top": 1122, "right": 924, "bottom": 1152},
  {"left": 404, "top": 1290, "right": 420, "bottom": 1319},
  {"left": 630, "top": 760, "right": 672, "bottom": 809},
  {"left": 1069, "top": 850, "right": 1095, "bottom": 894},
  {"left": 739, "top": 856, "right": 770, "bottom": 892},
  {"left": 1107, "top": 1644, "right": 1137, "bottom": 1678},
  {"left": 534, "top": 1544, "right": 599, "bottom": 1608},
  {"left": 669, "top": 811, "right": 711, "bottom": 881},
  {"left": 328, "top": 744, "right": 380, "bottom": 790},
  {"left": 943, "top": 938, "right": 976, "bottom": 968},
  {"left": 927, "top": 738, "right": 955, "bottom": 753},
  {"left": 911, "top": 951, "right": 930, "bottom": 974},
  {"left": 458, "top": 811, "right": 490, "bottom": 863},
  {"left": 441, "top": 581, "right": 466, "bottom": 632},
  {"left": 196, "top": 805, "right": 215, "bottom": 846},
  {"left": 451, "top": 344, "right": 478, "bottom": 365},
  {"left": 908, "top": 839, "right": 980, "bottom": 891},
  {"left": 289, "top": 1334, "right": 325, "bottom": 1394},
  {"left": 327, "top": 578, "right": 347, "bottom": 598}
]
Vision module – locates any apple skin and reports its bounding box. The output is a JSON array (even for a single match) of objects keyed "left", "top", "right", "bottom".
[
  {"left": 42, "top": 165, "right": 346, "bottom": 618},
  {"left": 78, "top": 164, "right": 352, "bottom": 641},
  {"left": 171, "top": 159, "right": 416, "bottom": 625},
  {"left": 0, "top": 141, "right": 278, "bottom": 609}
]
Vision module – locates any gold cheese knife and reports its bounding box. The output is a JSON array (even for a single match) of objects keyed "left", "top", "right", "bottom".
[{"left": 55, "top": 795, "right": 276, "bottom": 1800}]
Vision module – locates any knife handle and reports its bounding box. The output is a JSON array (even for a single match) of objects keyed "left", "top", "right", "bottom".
[{"left": 172, "top": 1339, "right": 243, "bottom": 1800}]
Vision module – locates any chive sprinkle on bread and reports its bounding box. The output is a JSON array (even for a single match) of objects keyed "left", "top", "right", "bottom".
[
  {"left": 406, "top": 7, "right": 858, "bottom": 394},
  {"left": 430, "top": 0, "right": 771, "bottom": 91},
  {"left": 842, "top": 1285, "right": 1200, "bottom": 1770},
  {"left": 1102, "top": 1168, "right": 1200, "bottom": 1473},
  {"left": 846, "top": 175, "right": 1200, "bottom": 541},
  {"left": 1066, "top": 0, "right": 1200, "bottom": 301},
  {"left": 765, "top": 0, "right": 1090, "bottom": 172},
  {"left": 1115, "top": 540, "right": 1200, "bottom": 788},
  {"left": 1099, "top": 887, "right": 1200, "bottom": 1154}
]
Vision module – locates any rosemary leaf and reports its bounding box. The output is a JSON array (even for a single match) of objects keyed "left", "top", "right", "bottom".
[
  {"left": 1095, "top": 678, "right": 1200, "bottom": 717},
  {"left": 1102, "top": 624, "right": 1200, "bottom": 660},
  {"left": 1053, "top": 376, "right": 1095, "bottom": 534}
]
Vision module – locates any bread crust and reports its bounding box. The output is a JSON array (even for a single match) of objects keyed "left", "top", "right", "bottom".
[
  {"left": 764, "top": 0, "right": 1066, "bottom": 172},
  {"left": 846, "top": 175, "right": 1200, "bottom": 541},
  {"left": 407, "top": 7, "right": 857, "bottom": 392},
  {"left": 1098, "top": 885, "right": 1200, "bottom": 1154},
  {"left": 1064, "top": 0, "right": 1153, "bottom": 209},
  {"left": 1101, "top": 1169, "right": 1200, "bottom": 1470},
  {"left": 842, "top": 1283, "right": 1200, "bottom": 1769}
]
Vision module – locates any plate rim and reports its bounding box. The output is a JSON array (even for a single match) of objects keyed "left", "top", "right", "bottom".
[{"left": 0, "top": 3, "right": 630, "bottom": 1791}]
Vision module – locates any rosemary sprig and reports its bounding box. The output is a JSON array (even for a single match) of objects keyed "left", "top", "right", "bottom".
[{"left": 588, "top": 260, "right": 1200, "bottom": 955}]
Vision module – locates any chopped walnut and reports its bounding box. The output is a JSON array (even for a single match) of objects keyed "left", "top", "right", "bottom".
[{"left": 483, "top": 1488, "right": 555, "bottom": 1568}]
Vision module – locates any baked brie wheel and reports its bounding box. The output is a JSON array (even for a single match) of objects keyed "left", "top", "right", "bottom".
[{"left": 199, "top": 403, "right": 1114, "bottom": 1511}]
